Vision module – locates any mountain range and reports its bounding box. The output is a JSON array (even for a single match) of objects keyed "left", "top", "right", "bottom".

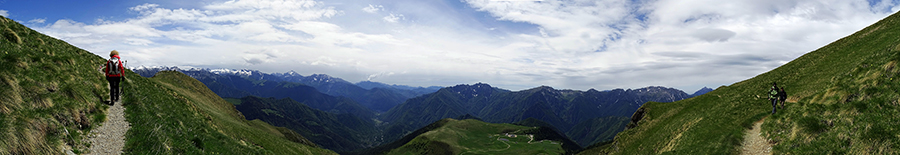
[
  {"left": 380, "top": 83, "right": 694, "bottom": 147},
  {"left": 232, "top": 96, "right": 379, "bottom": 151},
  {"left": 133, "top": 66, "right": 440, "bottom": 112},
  {"left": 134, "top": 66, "right": 704, "bottom": 149}
]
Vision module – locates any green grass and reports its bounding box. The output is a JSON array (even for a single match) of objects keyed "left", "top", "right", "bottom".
[
  {"left": 0, "top": 16, "right": 336, "bottom": 154},
  {"left": 581, "top": 11, "right": 900, "bottom": 155},
  {"left": 123, "top": 71, "right": 335, "bottom": 154},
  {"left": 761, "top": 39, "right": 900, "bottom": 154},
  {"left": 386, "top": 119, "right": 566, "bottom": 155},
  {"left": 1, "top": 16, "right": 109, "bottom": 154}
]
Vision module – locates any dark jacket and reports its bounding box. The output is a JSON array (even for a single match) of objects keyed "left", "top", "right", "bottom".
[{"left": 777, "top": 89, "right": 787, "bottom": 100}]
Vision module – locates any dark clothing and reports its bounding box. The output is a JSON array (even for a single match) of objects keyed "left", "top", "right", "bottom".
[
  {"left": 777, "top": 90, "right": 787, "bottom": 101},
  {"left": 777, "top": 89, "right": 787, "bottom": 109},
  {"left": 107, "top": 76, "right": 121, "bottom": 102},
  {"left": 771, "top": 99, "right": 778, "bottom": 114}
]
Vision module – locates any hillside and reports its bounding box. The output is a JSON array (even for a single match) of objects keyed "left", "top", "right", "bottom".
[
  {"left": 382, "top": 83, "right": 691, "bottom": 147},
  {"left": 1, "top": 16, "right": 109, "bottom": 154},
  {"left": 234, "top": 96, "right": 380, "bottom": 152},
  {"left": 130, "top": 71, "right": 336, "bottom": 154},
  {"left": 356, "top": 80, "right": 442, "bottom": 99},
  {"left": 382, "top": 118, "right": 580, "bottom": 155},
  {"left": 581, "top": 12, "right": 900, "bottom": 154},
  {"left": 0, "top": 16, "right": 335, "bottom": 154},
  {"left": 180, "top": 69, "right": 378, "bottom": 119}
]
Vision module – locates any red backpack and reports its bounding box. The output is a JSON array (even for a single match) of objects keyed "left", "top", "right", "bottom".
[{"left": 106, "top": 58, "right": 122, "bottom": 76}]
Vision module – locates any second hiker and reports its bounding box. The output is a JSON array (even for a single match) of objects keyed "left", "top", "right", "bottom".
[{"left": 778, "top": 87, "right": 787, "bottom": 109}]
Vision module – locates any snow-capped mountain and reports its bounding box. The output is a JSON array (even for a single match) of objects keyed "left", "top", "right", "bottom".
[{"left": 131, "top": 66, "right": 442, "bottom": 112}]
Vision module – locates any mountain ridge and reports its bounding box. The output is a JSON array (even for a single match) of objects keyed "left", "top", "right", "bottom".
[
  {"left": 132, "top": 66, "right": 441, "bottom": 112},
  {"left": 691, "top": 87, "right": 714, "bottom": 96},
  {"left": 381, "top": 83, "right": 692, "bottom": 147},
  {"left": 233, "top": 96, "right": 379, "bottom": 152}
]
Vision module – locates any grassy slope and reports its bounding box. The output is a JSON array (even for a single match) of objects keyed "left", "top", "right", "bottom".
[
  {"left": 123, "top": 71, "right": 336, "bottom": 154},
  {"left": 580, "top": 12, "right": 900, "bottom": 154},
  {"left": 1, "top": 16, "right": 109, "bottom": 154},
  {"left": 0, "top": 16, "right": 335, "bottom": 154},
  {"left": 565, "top": 116, "right": 630, "bottom": 147},
  {"left": 386, "top": 118, "right": 566, "bottom": 155}
]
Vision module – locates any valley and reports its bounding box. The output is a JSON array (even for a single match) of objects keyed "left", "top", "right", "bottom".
[
  {"left": 132, "top": 67, "right": 703, "bottom": 152},
  {"left": 384, "top": 119, "right": 569, "bottom": 155},
  {"left": 4, "top": 3, "right": 896, "bottom": 154}
]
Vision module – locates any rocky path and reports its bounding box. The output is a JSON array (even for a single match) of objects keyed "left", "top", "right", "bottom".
[
  {"left": 740, "top": 117, "right": 772, "bottom": 155},
  {"left": 86, "top": 100, "right": 130, "bottom": 155}
]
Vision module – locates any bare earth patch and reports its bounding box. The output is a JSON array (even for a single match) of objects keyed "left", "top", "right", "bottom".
[{"left": 740, "top": 117, "right": 772, "bottom": 155}]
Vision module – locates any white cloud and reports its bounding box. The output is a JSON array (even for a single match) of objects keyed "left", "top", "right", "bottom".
[
  {"left": 383, "top": 13, "right": 404, "bottom": 23},
  {"left": 204, "top": 0, "right": 339, "bottom": 21},
  {"left": 367, "top": 71, "right": 396, "bottom": 81},
  {"left": 243, "top": 49, "right": 282, "bottom": 65},
  {"left": 124, "top": 38, "right": 153, "bottom": 45},
  {"left": 28, "top": 18, "right": 46, "bottom": 24},
  {"left": 458, "top": 0, "right": 898, "bottom": 91},
  {"left": 362, "top": 4, "right": 383, "bottom": 13},
  {"left": 0, "top": 10, "right": 8, "bottom": 17},
  {"left": 130, "top": 3, "right": 160, "bottom": 12},
  {"left": 33, "top": 0, "right": 347, "bottom": 67},
  {"left": 28, "top": 0, "right": 900, "bottom": 92}
]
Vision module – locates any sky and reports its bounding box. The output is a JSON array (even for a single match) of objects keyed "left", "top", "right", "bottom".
[{"left": 2, "top": 0, "right": 899, "bottom": 92}]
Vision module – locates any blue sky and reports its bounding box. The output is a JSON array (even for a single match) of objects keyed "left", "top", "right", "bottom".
[{"left": 2, "top": 0, "right": 899, "bottom": 92}]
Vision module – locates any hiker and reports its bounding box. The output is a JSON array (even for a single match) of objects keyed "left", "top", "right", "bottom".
[
  {"left": 778, "top": 87, "right": 787, "bottom": 109},
  {"left": 768, "top": 82, "right": 779, "bottom": 114},
  {"left": 102, "top": 50, "right": 125, "bottom": 103}
]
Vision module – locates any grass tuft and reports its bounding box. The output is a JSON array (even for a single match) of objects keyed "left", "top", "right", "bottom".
[{"left": 3, "top": 27, "right": 21, "bottom": 44}]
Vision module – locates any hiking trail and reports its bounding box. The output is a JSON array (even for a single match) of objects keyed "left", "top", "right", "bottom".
[
  {"left": 85, "top": 100, "right": 130, "bottom": 155},
  {"left": 740, "top": 117, "right": 772, "bottom": 155}
]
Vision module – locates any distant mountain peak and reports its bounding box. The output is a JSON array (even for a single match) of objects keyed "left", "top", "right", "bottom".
[
  {"left": 524, "top": 85, "right": 557, "bottom": 93},
  {"left": 691, "top": 87, "right": 714, "bottom": 96},
  {"left": 307, "top": 74, "right": 349, "bottom": 83},
  {"left": 209, "top": 68, "right": 255, "bottom": 76},
  {"left": 448, "top": 83, "right": 492, "bottom": 89},
  {"left": 285, "top": 70, "right": 299, "bottom": 76},
  {"left": 309, "top": 74, "right": 332, "bottom": 78}
]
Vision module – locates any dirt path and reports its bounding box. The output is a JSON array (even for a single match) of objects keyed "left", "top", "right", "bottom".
[
  {"left": 740, "top": 117, "right": 772, "bottom": 155},
  {"left": 86, "top": 100, "right": 130, "bottom": 155}
]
